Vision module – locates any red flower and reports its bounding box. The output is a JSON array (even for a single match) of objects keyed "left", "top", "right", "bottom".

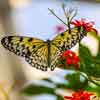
[
  {"left": 55, "top": 25, "right": 65, "bottom": 33},
  {"left": 64, "top": 90, "right": 94, "bottom": 100},
  {"left": 71, "top": 18, "right": 98, "bottom": 34},
  {"left": 61, "top": 50, "right": 80, "bottom": 69},
  {"left": 62, "top": 50, "right": 76, "bottom": 58}
]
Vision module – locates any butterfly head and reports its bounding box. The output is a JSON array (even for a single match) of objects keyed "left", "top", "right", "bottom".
[
  {"left": 46, "top": 39, "right": 51, "bottom": 43},
  {"left": 71, "top": 18, "right": 98, "bottom": 35}
]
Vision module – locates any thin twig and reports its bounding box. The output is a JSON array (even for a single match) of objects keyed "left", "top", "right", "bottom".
[
  {"left": 80, "top": 72, "right": 100, "bottom": 87},
  {"left": 48, "top": 8, "right": 68, "bottom": 26},
  {"left": 88, "top": 77, "right": 100, "bottom": 87}
]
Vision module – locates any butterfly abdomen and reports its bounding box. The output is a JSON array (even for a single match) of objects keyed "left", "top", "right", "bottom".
[{"left": 47, "top": 40, "right": 51, "bottom": 68}]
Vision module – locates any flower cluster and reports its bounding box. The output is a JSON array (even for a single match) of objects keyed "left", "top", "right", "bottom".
[
  {"left": 64, "top": 90, "right": 95, "bottom": 100},
  {"left": 71, "top": 18, "right": 97, "bottom": 34},
  {"left": 61, "top": 50, "right": 80, "bottom": 69}
]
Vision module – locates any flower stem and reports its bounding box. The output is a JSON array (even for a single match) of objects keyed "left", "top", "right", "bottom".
[
  {"left": 88, "top": 77, "right": 100, "bottom": 87},
  {"left": 79, "top": 72, "right": 100, "bottom": 87},
  {"left": 48, "top": 8, "right": 68, "bottom": 26}
]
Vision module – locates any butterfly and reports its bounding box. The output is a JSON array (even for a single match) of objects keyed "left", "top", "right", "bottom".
[
  {"left": 1, "top": 6, "right": 96, "bottom": 71},
  {"left": 1, "top": 26, "right": 87, "bottom": 71}
]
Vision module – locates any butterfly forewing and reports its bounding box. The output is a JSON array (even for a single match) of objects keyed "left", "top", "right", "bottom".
[
  {"left": 50, "top": 27, "right": 86, "bottom": 70},
  {"left": 1, "top": 36, "right": 49, "bottom": 71},
  {"left": 1, "top": 36, "right": 45, "bottom": 56},
  {"left": 52, "top": 27, "right": 86, "bottom": 51}
]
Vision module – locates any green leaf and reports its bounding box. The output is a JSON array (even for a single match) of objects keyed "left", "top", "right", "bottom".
[
  {"left": 88, "top": 29, "right": 98, "bottom": 38},
  {"left": 42, "top": 78, "right": 53, "bottom": 83},
  {"left": 95, "top": 36, "right": 100, "bottom": 59},
  {"left": 21, "top": 84, "right": 55, "bottom": 96},
  {"left": 56, "top": 84, "right": 68, "bottom": 89},
  {"left": 79, "top": 44, "right": 92, "bottom": 60},
  {"left": 64, "top": 72, "right": 88, "bottom": 91},
  {"left": 56, "top": 95, "right": 64, "bottom": 100},
  {"left": 98, "top": 36, "right": 100, "bottom": 41},
  {"left": 79, "top": 44, "right": 100, "bottom": 78},
  {"left": 85, "top": 85, "right": 100, "bottom": 97}
]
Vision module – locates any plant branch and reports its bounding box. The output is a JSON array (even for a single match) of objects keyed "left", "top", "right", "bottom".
[
  {"left": 48, "top": 8, "right": 68, "bottom": 26},
  {"left": 80, "top": 72, "right": 100, "bottom": 87},
  {"left": 88, "top": 77, "right": 100, "bottom": 87}
]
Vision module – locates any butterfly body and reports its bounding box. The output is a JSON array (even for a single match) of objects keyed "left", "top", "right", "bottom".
[{"left": 1, "top": 27, "right": 87, "bottom": 71}]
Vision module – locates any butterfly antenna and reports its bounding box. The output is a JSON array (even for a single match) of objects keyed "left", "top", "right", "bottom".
[{"left": 48, "top": 8, "right": 68, "bottom": 27}]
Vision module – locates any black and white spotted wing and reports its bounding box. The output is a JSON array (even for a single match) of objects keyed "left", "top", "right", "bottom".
[{"left": 1, "top": 27, "right": 87, "bottom": 71}]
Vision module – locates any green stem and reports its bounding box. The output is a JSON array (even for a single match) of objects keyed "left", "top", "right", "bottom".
[
  {"left": 88, "top": 77, "right": 100, "bottom": 87},
  {"left": 92, "top": 78, "right": 100, "bottom": 81},
  {"left": 67, "top": 20, "right": 71, "bottom": 34},
  {"left": 80, "top": 72, "right": 100, "bottom": 87}
]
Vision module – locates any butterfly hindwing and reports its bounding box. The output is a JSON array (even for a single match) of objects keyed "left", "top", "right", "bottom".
[
  {"left": 50, "top": 44, "right": 61, "bottom": 70},
  {"left": 25, "top": 44, "right": 48, "bottom": 71}
]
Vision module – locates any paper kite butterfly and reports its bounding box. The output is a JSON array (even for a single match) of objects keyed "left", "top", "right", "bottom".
[{"left": 1, "top": 6, "right": 96, "bottom": 71}]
